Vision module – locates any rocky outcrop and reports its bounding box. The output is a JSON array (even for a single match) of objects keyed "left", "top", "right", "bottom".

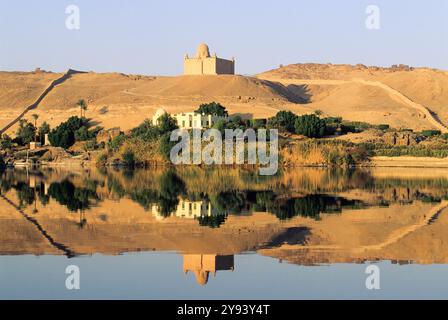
[
  {"left": 40, "top": 147, "right": 73, "bottom": 162},
  {"left": 384, "top": 132, "right": 420, "bottom": 146},
  {"left": 96, "top": 127, "right": 122, "bottom": 144}
]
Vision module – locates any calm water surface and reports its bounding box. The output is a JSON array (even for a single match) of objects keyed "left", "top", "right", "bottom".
[{"left": 1, "top": 167, "right": 448, "bottom": 299}]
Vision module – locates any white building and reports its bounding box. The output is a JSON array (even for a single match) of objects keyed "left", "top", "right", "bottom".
[
  {"left": 152, "top": 108, "right": 227, "bottom": 130},
  {"left": 173, "top": 112, "right": 227, "bottom": 129}
]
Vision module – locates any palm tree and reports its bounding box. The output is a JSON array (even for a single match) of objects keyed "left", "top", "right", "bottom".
[
  {"left": 31, "top": 114, "right": 39, "bottom": 142},
  {"left": 314, "top": 109, "right": 323, "bottom": 117},
  {"left": 77, "top": 99, "right": 87, "bottom": 118},
  {"left": 82, "top": 103, "right": 88, "bottom": 118}
]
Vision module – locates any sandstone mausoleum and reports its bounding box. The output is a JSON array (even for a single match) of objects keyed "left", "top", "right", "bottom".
[{"left": 184, "top": 43, "right": 235, "bottom": 75}]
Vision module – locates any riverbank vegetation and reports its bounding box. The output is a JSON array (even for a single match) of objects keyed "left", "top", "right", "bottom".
[{"left": 1, "top": 101, "right": 448, "bottom": 168}]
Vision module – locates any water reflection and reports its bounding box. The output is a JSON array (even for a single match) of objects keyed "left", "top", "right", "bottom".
[
  {"left": 0, "top": 169, "right": 379, "bottom": 226},
  {"left": 1, "top": 167, "right": 448, "bottom": 286}
]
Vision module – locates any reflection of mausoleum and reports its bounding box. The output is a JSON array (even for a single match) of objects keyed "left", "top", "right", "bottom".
[{"left": 183, "top": 254, "right": 234, "bottom": 286}]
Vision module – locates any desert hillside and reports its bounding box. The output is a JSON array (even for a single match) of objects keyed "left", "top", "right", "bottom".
[
  {"left": 0, "top": 71, "right": 64, "bottom": 109},
  {"left": 0, "top": 71, "right": 309, "bottom": 134},
  {"left": 0, "top": 63, "right": 447, "bottom": 134},
  {"left": 258, "top": 63, "right": 448, "bottom": 131}
]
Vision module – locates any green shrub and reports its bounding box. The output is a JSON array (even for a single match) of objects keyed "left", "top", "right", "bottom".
[
  {"left": 131, "top": 115, "right": 178, "bottom": 142},
  {"left": 225, "top": 116, "right": 246, "bottom": 130},
  {"left": 324, "top": 117, "right": 342, "bottom": 125},
  {"left": 340, "top": 121, "right": 373, "bottom": 134},
  {"left": 96, "top": 153, "right": 108, "bottom": 166},
  {"left": 131, "top": 120, "right": 158, "bottom": 141},
  {"left": 75, "top": 126, "right": 90, "bottom": 141},
  {"left": 16, "top": 120, "right": 36, "bottom": 145},
  {"left": 212, "top": 119, "right": 227, "bottom": 133},
  {"left": 372, "top": 145, "right": 448, "bottom": 158},
  {"left": 347, "top": 145, "right": 373, "bottom": 162},
  {"left": 157, "top": 113, "right": 179, "bottom": 133},
  {"left": 75, "top": 126, "right": 100, "bottom": 142},
  {"left": 339, "top": 124, "right": 355, "bottom": 134},
  {"left": 0, "top": 134, "right": 13, "bottom": 150},
  {"left": 195, "top": 102, "right": 228, "bottom": 117},
  {"left": 160, "top": 133, "right": 177, "bottom": 161},
  {"left": 268, "top": 111, "right": 298, "bottom": 133},
  {"left": 294, "top": 114, "right": 327, "bottom": 138},
  {"left": 378, "top": 124, "right": 390, "bottom": 131},
  {"left": 122, "top": 150, "right": 136, "bottom": 167},
  {"left": 108, "top": 134, "right": 126, "bottom": 152},
  {"left": 84, "top": 139, "right": 97, "bottom": 151},
  {"left": 250, "top": 119, "right": 267, "bottom": 129},
  {"left": 344, "top": 154, "right": 355, "bottom": 166},
  {"left": 38, "top": 122, "right": 50, "bottom": 144},
  {"left": 421, "top": 130, "right": 441, "bottom": 137},
  {"left": 48, "top": 117, "right": 87, "bottom": 149}
]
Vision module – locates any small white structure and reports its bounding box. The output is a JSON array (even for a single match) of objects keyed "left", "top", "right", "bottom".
[
  {"left": 44, "top": 133, "right": 50, "bottom": 146},
  {"left": 29, "top": 142, "right": 42, "bottom": 150}
]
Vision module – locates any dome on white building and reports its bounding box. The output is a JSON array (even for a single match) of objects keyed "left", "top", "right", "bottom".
[{"left": 152, "top": 108, "right": 168, "bottom": 125}]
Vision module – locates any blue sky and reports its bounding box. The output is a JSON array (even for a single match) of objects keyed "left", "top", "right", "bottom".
[{"left": 0, "top": 0, "right": 446, "bottom": 75}]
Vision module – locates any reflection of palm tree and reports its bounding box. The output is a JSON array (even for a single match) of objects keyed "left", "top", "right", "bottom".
[
  {"left": 157, "top": 170, "right": 187, "bottom": 217},
  {"left": 77, "top": 210, "right": 87, "bottom": 229},
  {"left": 32, "top": 192, "right": 38, "bottom": 214},
  {"left": 32, "top": 184, "right": 38, "bottom": 214}
]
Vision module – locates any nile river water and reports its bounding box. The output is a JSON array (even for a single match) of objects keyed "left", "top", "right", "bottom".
[{"left": 1, "top": 166, "right": 448, "bottom": 299}]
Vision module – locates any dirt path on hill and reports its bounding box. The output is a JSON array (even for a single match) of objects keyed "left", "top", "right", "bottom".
[{"left": 0, "top": 69, "right": 85, "bottom": 135}]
